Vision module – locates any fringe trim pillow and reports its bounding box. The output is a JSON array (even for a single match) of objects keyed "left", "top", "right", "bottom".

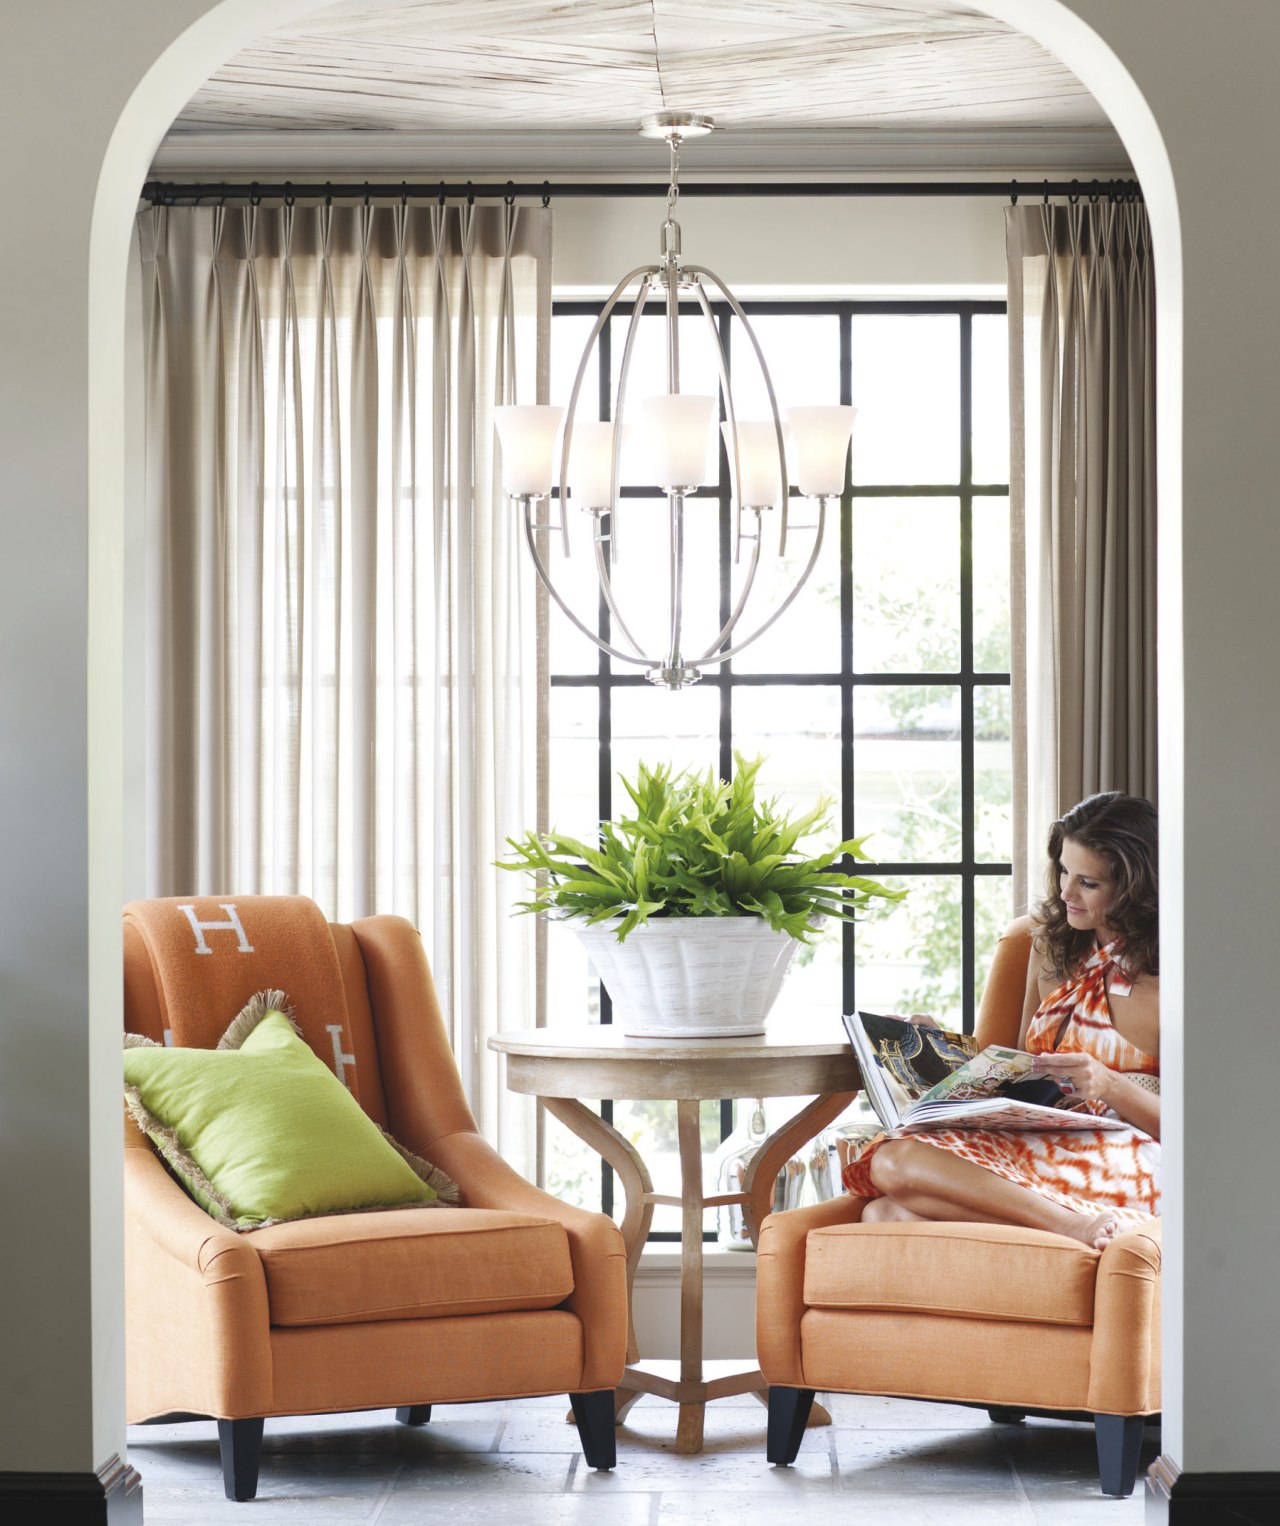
[{"left": 124, "top": 989, "right": 459, "bottom": 1231}]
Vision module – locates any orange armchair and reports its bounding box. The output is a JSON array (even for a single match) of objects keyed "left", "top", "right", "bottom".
[
  {"left": 123, "top": 896, "right": 628, "bottom": 1501},
  {"left": 756, "top": 917, "right": 1160, "bottom": 1497}
]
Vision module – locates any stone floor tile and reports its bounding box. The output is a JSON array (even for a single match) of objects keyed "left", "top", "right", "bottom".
[
  {"left": 379, "top": 1493, "right": 655, "bottom": 1526},
  {"left": 124, "top": 1396, "right": 1159, "bottom": 1524},
  {"left": 834, "top": 1427, "right": 1021, "bottom": 1496},
  {"left": 657, "top": 1490, "right": 831, "bottom": 1526},
  {"left": 573, "top": 1447, "right": 834, "bottom": 1493},
  {"left": 371, "top": 1450, "right": 575, "bottom": 1518},
  {"left": 819, "top": 1392, "right": 998, "bottom": 1430},
  {"left": 129, "top": 1446, "right": 395, "bottom": 1522},
  {"left": 616, "top": 1399, "right": 771, "bottom": 1455}
]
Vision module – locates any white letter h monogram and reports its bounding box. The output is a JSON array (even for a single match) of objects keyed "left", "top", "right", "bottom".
[{"left": 179, "top": 903, "right": 255, "bottom": 956}]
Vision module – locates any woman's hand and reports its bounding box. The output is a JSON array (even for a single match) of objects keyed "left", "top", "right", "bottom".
[{"left": 1031, "top": 1050, "right": 1115, "bottom": 1104}]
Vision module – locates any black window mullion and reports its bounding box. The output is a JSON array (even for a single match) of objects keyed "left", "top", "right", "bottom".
[
  {"left": 718, "top": 309, "right": 734, "bottom": 788},
  {"left": 839, "top": 309, "right": 857, "bottom": 1018},
  {"left": 597, "top": 319, "right": 615, "bottom": 1219},
  {"left": 718, "top": 311, "right": 735, "bottom": 1148},
  {"left": 960, "top": 310, "right": 976, "bottom": 1034}
]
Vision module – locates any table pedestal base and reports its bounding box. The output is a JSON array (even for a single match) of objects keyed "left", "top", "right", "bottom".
[
  {"left": 491, "top": 1033, "right": 861, "bottom": 1458},
  {"left": 608, "top": 1361, "right": 831, "bottom": 1454}
]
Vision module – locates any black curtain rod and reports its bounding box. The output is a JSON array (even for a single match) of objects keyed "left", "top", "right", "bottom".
[{"left": 142, "top": 176, "right": 1142, "bottom": 207}]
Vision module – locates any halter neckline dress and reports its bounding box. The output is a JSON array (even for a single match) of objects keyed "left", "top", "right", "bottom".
[{"left": 842, "top": 939, "right": 1161, "bottom": 1230}]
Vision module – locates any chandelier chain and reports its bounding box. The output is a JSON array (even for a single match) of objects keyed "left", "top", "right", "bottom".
[{"left": 667, "top": 136, "right": 680, "bottom": 219}]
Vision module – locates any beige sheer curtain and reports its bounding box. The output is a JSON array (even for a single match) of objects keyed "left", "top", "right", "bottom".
[
  {"left": 1006, "top": 201, "right": 1157, "bottom": 911},
  {"left": 138, "top": 201, "right": 551, "bottom": 1171}
]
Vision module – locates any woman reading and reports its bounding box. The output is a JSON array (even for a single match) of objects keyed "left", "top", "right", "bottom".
[{"left": 843, "top": 791, "right": 1160, "bottom": 1251}]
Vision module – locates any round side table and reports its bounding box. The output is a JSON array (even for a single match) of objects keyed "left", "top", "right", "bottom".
[{"left": 489, "top": 1022, "right": 860, "bottom": 1454}]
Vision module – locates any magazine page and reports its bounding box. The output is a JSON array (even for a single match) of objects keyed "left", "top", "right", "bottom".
[
  {"left": 900, "top": 1097, "right": 1129, "bottom": 1133},
  {"left": 842, "top": 1012, "right": 980, "bottom": 1129},
  {"left": 918, "top": 1046, "right": 1043, "bottom": 1104},
  {"left": 840, "top": 1012, "right": 903, "bottom": 1131}
]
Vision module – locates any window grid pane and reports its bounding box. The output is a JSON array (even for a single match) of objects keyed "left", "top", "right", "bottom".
[{"left": 544, "top": 300, "right": 1010, "bottom": 1232}]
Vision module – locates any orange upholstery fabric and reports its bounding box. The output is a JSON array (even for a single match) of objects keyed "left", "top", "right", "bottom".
[
  {"left": 123, "top": 897, "right": 629, "bottom": 1425},
  {"left": 804, "top": 1220, "right": 1100, "bottom": 1326},
  {"left": 756, "top": 916, "right": 1161, "bottom": 1428},
  {"left": 800, "top": 1308, "right": 1094, "bottom": 1411},
  {"left": 1087, "top": 1221, "right": 1162, "bottom": 1415},
  {"left": 269, "top": 1311, "right": 586, "bottom": 1415},
  {"left": 974, "top": 914, "right": 1035, "bottom": 1049},
  {"left": 252, "top": 1207, "right": 574, "bottom": 1327}
]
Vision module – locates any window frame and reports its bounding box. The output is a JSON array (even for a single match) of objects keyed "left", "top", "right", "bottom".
[{"left": 548, "top": 296, "right": 1011, "bottom": 1237}]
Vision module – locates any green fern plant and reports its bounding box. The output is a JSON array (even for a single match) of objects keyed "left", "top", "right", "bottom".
[{"left": 498, "top": 753, "right": 905, "bottom": 942}]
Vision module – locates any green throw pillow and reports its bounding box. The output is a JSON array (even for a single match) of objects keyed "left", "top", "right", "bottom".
[{"left": 124, "top": 993, "right": 458, "bottom": 1231}]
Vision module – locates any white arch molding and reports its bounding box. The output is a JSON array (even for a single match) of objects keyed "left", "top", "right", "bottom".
[{"left": 9, "top": 0, "right": 1268, "bottom": 1518}]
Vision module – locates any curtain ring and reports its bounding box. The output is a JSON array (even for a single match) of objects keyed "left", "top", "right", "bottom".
[
  {"left": 363, "top": 183, "right": 371, "bottom": 208},
  {"left": 438, "top": 181, "right": 446, "bottom": 207},
  {"left": 1009, "top": 178, "right": 1018, "bottom": 206},
  {"left": 324, "top": 181, "right": 333, "bottom": 207},
  {"left": 250, "top": 181, "right": 262, "bottom": 208},
  {"left": 504, "top": 180, "right": 516, "bottom": 207},
  {"left": 542, "top": 180, "right": 551, "bottom": 209},
  {"left": 1088, "top": 178, "right": 1101, "bottom": 204},
  {"left": 401, "top": 180, "right": 408, "bottom": 208},
  {"left": 1042, "top": 179, "right": 1050, "bottom": 205},
  {"left": 466, "top": 180, "right": 474, "bottom": 206},
  {"left": 283, "top": 181, "right": 296, "bottom": 208},
  {"left": 1068, "top": 178, "right": 1080, "bottom": 205}
]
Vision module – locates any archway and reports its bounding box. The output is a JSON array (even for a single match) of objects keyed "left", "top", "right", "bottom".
[{"left": 28, "top": 0, "right": 1211, "bottom": 1513}]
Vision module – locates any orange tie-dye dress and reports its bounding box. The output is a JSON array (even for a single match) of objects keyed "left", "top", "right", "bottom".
[{"left": 841, "top": 940, "right": 1161, "bottom": 1229}]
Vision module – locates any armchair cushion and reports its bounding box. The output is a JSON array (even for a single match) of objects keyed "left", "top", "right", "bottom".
[
  {"left": 804, "top": 1220, "right": 1100, "bottom": 1327},
  {"left": 251, "top": 1207, "right": 575, "bottom": 1326},
  {"left": 124, "top": 998, "right": 456, "bottom": 1231}
]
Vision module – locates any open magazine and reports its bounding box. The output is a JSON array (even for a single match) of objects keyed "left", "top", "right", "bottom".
[{"left": 842, "top": 1011, "right": 1127, "bottom": 1134}]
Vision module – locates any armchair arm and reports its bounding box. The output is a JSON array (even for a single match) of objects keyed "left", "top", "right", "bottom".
[
  {"left": 124, "top": 1146, "right": 272, "bottom": 1421},
  {"left": 1087, "top": 1218, "right": 1162, "bottom": 1415},
  {"left": 756, "top": 1195, "right": 868, "bottom": 1387},
  {"left": 425, "top": 1129, "right": 627, "bottom": 1392}
]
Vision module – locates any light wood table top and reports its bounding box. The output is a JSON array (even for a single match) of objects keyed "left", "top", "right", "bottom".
[{"left": 490, "top": 1021, "right": 860, "bottom": 1101}]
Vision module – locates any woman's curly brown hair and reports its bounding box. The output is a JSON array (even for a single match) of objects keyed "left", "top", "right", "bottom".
[{"left": 1034, "top": 792, "right": 1159, "bottom": 978}]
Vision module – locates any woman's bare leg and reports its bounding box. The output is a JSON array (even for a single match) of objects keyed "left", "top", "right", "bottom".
[
  {"left": 868, "top": 1139, "right": 1119, "bottom": 1249},
  {"left": 860, "top": 1197, "right": 929, "bottom": 1224}
]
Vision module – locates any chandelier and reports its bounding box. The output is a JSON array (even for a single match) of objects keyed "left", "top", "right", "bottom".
[{"left": 493, "top": 111, "right": 855, "bottom": 690}]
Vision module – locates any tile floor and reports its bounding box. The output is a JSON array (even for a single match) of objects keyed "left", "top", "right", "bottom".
[{"left": 128, "top": 1389, "right": 1159, "bottom": 1524}]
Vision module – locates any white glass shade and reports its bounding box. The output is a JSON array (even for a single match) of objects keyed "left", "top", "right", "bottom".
[
  {"left": 568, "top": 420, "right": 617, "bottom": 507},
  {"left": 493, "top": 404, "right": 565, "bottom": 497},
  {"left": 635, "top": 393, "right": 718, "bottom": 489},
  {"left": 784, "top": 405, "right": 857, "bottom": 497},
  {"left": 721, "top": 420, "right": 786, "bottom": 508}
]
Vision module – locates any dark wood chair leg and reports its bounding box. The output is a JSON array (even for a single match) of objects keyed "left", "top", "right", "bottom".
[
  {"left": 987, "top": 1407, "right": 1027, "bottom": 1424},
  {"left": 395, "top": 1405, "right": 433, "bottom": 1426},
  {"left": 1094, "top": 1412, "right": 1145, "bottom": 1497},
  {"left": 766, "top": 1387, "right": 815, "bottom": 1465},
  {"left": 217, "top": 1417, "right": 264, "bottom": 1502},
  {"left": 568, "top": 1391, "right": 617, "bottom": 1470}
]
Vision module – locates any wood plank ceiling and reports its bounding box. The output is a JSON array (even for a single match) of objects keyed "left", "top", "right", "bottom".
[{"left": 173, "top": 0, "right": 1108, "bottom": 137}]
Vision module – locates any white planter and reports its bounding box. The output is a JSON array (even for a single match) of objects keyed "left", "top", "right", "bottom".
[{"left": 573, "top": 916, "right": 802, "bottom": 1038}]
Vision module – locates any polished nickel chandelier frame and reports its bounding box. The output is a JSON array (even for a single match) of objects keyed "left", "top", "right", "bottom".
[{"left": 495, "top": 112, "right": 854, "bottom": 690}]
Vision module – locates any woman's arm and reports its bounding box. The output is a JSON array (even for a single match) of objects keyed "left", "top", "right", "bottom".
[{"left": 1030, "top": 1050, "right": 1161, "bottom": 1140}]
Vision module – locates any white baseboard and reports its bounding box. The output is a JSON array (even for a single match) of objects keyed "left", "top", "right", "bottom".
[{"left": 631, "top": 1247, "right": 758, "bottom": 1361}]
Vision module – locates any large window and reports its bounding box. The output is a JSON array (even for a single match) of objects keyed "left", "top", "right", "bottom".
[{"left": 543, "top": 300, "right": 1011, "bottom": 1237}]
